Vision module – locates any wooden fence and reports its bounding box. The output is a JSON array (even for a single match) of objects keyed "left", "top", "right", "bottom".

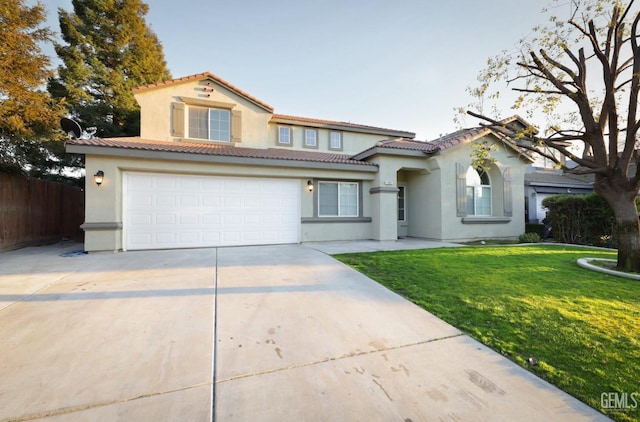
[{"left": 0, "top": 173, "right": 84, "bottom": 252}]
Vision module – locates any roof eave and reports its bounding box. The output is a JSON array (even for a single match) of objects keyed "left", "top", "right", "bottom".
[
  {"left": 526, "top": 181, "right": 594, "bottom": 188},
  {"left": 351, "top": 147, "right": 432, "bottom": 161},
  {"left": 133, "top": 72, "right": 274, "bottom": 113},
  {"left": 66, "top": 144, "right": 378, "bottom": 172},
  {"left": 271, "top": 115, "right": 415, "bottom": 138}
]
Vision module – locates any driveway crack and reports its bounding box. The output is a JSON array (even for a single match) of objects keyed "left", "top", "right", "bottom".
[
  {"left": 215, "top": 333, "right": 465, "bottom": 383},
  {"left": 3, "top": 382, "right": 212, "bottom": 422}
]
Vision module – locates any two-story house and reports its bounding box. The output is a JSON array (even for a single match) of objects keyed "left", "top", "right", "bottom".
[{"left": 66, "top": 72, "right": 533, "bottom": 252}]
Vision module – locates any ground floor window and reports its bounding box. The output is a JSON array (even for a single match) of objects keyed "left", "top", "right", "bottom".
[
  {"left": 318, "top": 181, "right": 358, "bottom": 217},
  {"left": 398, "top": 186, "right": 406, "bottom": 221},
  {"left": 466, "top": 167, "right": 491, "bottom": 216}
]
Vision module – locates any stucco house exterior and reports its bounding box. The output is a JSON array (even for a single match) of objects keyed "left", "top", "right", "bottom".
[{"left": 66, "top": 72, "right": 534, "bottom": 252}]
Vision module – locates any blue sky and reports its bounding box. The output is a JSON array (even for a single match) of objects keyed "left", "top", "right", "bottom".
[{"left": 37, "top": 0, "right": 568, "bottom": 140}]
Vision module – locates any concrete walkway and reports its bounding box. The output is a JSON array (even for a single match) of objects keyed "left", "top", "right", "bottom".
[{"left": 0, "top": 240, "right": 609, "bottom": 421}]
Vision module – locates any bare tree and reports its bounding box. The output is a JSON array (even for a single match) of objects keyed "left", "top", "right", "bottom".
[{"left": 466, "top": 0, "right": 640, "bottom": 272}]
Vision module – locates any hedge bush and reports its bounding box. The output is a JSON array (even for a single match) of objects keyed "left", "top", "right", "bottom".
[
  {"left": 519, "top": 232, "right": 541, "bottom": 243},
  {"left": 542, "top": 193, "right": 617, "bottom": 247}
]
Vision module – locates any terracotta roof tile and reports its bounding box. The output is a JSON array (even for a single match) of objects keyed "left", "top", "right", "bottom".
[
  {"left": 428, "top": 127, "right": 491, "bottom": 151},
  {"left": 374, "top": 137, "right": 439, "bottom": 152},
  {"left": 272, "top": 114, "right": 415, "bottom": 137},
  {"left": 132, "top": 72, "right": 274, "bottom": 112},
  {"left": 67, "top": 137, "right": 376, "bottom": 167}
]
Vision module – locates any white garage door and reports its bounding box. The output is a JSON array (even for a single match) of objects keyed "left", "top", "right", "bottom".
[{"left": 123, "top": 172, "right": 300, "bottom": 250}]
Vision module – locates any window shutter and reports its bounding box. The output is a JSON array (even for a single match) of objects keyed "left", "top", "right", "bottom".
[
  {"left": 456, "top": 163, "right": 467, "bottom": 217},
  {"left": 231, "top": 109, "right": 242, "bottom": 142},
  {"left": 503, "top": 167, "right": 513, "bottom": 217},
  {"left": 171, "top": 102, "right": 185, "bottom": 137}
]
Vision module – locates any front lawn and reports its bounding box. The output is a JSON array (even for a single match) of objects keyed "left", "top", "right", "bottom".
[{"left": 335, "top": 245, "right": 639, "bottom": 422}]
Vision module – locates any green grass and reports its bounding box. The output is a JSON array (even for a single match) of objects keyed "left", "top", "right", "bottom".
[{"left": 335, "top": 245, "right": 640, "bottom": 421}]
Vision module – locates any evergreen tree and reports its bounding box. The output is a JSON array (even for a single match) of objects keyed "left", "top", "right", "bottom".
[
  {"left": 49, "top": 0, "right": 171, "bottom": 137},
  {"left": 0, "top": 0, "right": 67, "bottom": 176}
]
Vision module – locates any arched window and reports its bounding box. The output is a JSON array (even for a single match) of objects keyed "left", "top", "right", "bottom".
[{"left": 466, "top": 167, "right": 491, "bottom": 216}]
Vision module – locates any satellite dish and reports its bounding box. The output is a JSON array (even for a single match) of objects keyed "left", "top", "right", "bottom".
[{"left": 60, "top": 118, "right": 82, "bottom": 139}]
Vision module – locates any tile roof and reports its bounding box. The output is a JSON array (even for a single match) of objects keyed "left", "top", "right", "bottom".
[
  {"left": 525, "top": 170, "right": 594, "bottom": 186},
  {"left": 271, "top": 114, "right": 415, "bottom": 137},
  {"left": 131, "top": 72, "right": 274, "bottom": 112},
  {"left": 66, "top": 137, "right": 376, "bottom": 167},
  {"left": 427, "top": 127, "right": 492, "bottom": 152},
  {"left": 373, "top": 138, "right": 439, "bottom": 152}
]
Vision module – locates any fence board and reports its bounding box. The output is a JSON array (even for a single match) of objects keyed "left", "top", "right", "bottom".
[{"left": 0, "top": 174, "right": 84, "bottom": 251}]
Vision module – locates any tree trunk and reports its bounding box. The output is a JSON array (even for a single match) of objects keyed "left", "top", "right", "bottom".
[
  {"left": 608, "top": 195, "right": 640, "bottom": 272},
  {"left": 594, "top": 170, "right": 640, "bottom": 273}
]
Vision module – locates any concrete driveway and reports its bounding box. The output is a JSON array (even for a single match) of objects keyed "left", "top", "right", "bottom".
[{"left": 0, "top": 241, "right": 608, "bottom": 421}]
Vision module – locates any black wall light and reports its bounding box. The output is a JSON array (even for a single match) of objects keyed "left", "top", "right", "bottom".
[{"left": 94, "top": 170, "right": 104, "bottom": 187}]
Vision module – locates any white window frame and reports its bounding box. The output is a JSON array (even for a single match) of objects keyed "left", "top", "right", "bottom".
[
  {"left": 329, "top": 131, "right": 342, "bottom": 150},
  {"left": 398, "top": 186, "right": 406, "bottom": 222},
  {"left": 188, "top": 105, "right": 231, "bottom": 142},
  {"left": 304, "top": 128, "right": 318, "bottom": 148},
  {"left": 466, "top": 167, "right": 492, "bottom": 216},
  {"left": 278, "top": 126, "right": 291, "bottom": 145},
  {"left": 318, "top": 181, "right": 359, "bottom": 217}
]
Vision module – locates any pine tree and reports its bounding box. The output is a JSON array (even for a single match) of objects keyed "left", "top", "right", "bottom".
[
  {"left": 0, "top": 0, "right": 66, "bottom": 176},
  {"left": 49, "top": 0, "right": 171, "bottom": 137}
]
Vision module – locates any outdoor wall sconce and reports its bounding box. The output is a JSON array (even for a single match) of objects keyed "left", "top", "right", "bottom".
[
  {"left": 307, "top": 180, "right": 314, "bottom": 192},
  {"left": 94, "top": 170, "right": 104, "bottom": 187}
]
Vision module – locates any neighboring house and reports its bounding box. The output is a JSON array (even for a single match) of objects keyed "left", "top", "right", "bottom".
[
  {"left": 524, "top": 167, "right": 594, "bottom": 224},
  {"left": 66, "top": 72, "right": 534, "bottom": 252}
]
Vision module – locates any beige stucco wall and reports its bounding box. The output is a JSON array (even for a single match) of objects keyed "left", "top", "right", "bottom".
[
  {"left": 83, "top": 154, "right": 377, "bottom": 251},
  {"left": 268, "top": 124, "right": 396, "bottom": 155},
  {"left": 136, "top": 78, "right": 403, "bottom": 157},
  {"left": 399, "top": 169, "right": 443, "bottom": 240},
  {"left": 364, "top": 154, "right": 433, "bottom": 241},
  {"left": 427, "top": 136, "right": 528, "bottom": 242},
  {"left": 135, "top": 79, "right": 272, "bottom": 147}
]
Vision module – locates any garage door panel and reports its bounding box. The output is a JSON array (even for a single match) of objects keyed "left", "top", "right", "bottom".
[
  {"left": 202, "top": 232, "right": 221, "bottom": 242},
  {"left": 129, "top": 194, "right": 153, "bottom": 208},
  {"left": 155, "top": 214, "right": 176, "bottom": 225},
  {"left": 179, "top": 232, "right": 199, "bottom": 243},
  {"left": 178, "top": 178, "right": 199, "bottom": 190},
  {"left": 156, "top": 232, "right": 177, "bottom": 244},
  {"left": 202, "top": 196, "right": 221, "bottom": 207},
  {"left": 129, "top": 214, "right": 152, "bottom": 225},
  {"left": 124, "top": 173, "right": 300, "bottom": 250},
  {"left": 129, "top": 176, "right": 153, "bottom": 190},
  {"left": 129, "top": 233, "right": 152, "bottom": 246},
  {"left": 202, "top": 214, "right": 221, "bottom": 225},
  {"left": 156, "top": 195, "right": 176, "bottom": 207}
]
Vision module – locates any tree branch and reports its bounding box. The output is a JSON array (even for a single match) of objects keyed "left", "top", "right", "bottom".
[
  {"left": 621, "top": 10, "right": 640, "bottom": 168},
  {"left": 512, "top": 87, "right": 567, "bottom": 95},
  {"left": 466, "top": 110, "right": 600, "bottom": 171}
]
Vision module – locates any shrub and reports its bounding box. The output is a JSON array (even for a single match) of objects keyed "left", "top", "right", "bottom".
[
  {"left": 525, "top": 223, "right": 545, "bottom": 238},
  {"left": 519, "top": 232, "right": 541, "bottom": 243},
  {"left": 542, "top": 193, "right": 617, "bottom": 246}
]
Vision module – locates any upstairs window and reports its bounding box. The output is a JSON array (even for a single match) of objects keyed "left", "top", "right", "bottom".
[
  {"left": 466, "top": 167, "right": 491, "bottom": 216},
  {"left": 318, "top": 181, "right": 358, "bottom": 217},
  {"left": 304, "top": 129, "right": 318, "bottom": 148},
  {"left": 329, "top": 131, "right": 342, "bottom": 150},
  {"left": 188, "top": 106, "right": 230, "bottom": 142},
  {"left": 278, "top": 126, "right": 291, "bottom": 145}
]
